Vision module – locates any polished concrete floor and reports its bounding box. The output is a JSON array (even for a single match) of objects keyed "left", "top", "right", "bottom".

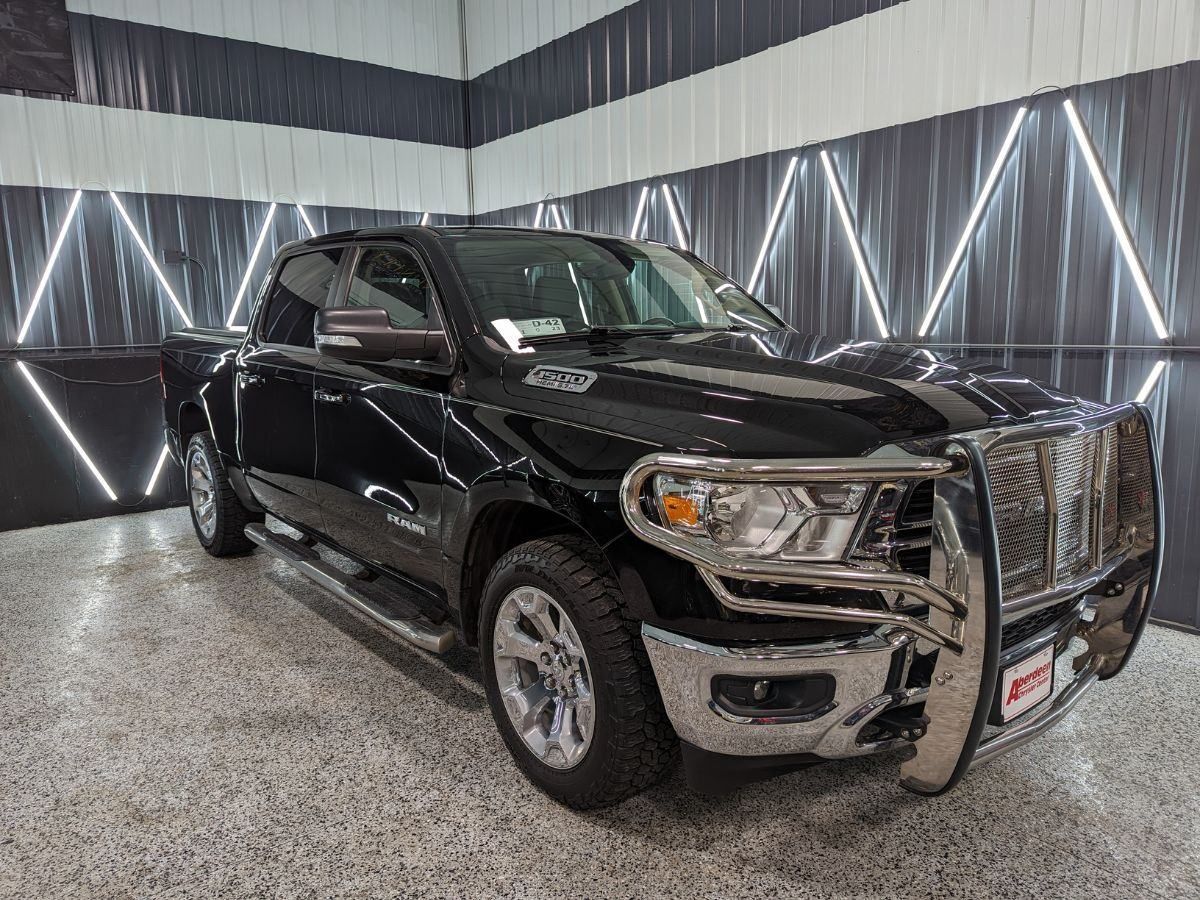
[{"left": 1, "top": 508, "right": 1197, "bottom": 899}]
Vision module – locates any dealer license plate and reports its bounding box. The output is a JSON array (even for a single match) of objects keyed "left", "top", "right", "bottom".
[{"left": 998, "top": 644, "right": 1054, "bottom": 722}]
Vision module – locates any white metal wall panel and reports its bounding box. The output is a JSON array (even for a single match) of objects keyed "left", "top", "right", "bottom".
[
  {"left": 461, "top": 0, "right": 635, "bottom": 78},
  {"left": 0, "top": 96, "right": 472, "bottom": 215},
  {"left": 468, "top": 0, "right": 1200, "bottom": 214},
  {"left": 67, "top": 0, "right": 465, "bottom": 78}
]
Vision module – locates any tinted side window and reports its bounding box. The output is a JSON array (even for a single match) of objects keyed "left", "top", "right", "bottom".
[
  {"left": 260, "top": 249, "right": 343, "bottom": 347},
  {"left": 347, "top": 247, "right": 430, "bottom": 329}
]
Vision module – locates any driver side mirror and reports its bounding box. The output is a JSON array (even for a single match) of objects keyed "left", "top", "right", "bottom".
[{"left": 315, "top": 307, "right": 444, "bottom": 362}]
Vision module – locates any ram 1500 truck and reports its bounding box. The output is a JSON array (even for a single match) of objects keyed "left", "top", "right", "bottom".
[{"left": 161, "top": 226, "right": 1161, "bottom": 808}]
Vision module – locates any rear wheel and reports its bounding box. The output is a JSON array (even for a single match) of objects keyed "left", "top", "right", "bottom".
[
  {"left": 186, "top": 432, "right": 260, "bottom": 557},
  {"left": 478, "top": 535, "right": 677, "bottom": 808}
]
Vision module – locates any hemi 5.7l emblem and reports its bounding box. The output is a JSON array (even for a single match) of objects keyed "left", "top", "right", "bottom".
[{"left": 522, "top": 366, "right": 597, "bottom": 394}]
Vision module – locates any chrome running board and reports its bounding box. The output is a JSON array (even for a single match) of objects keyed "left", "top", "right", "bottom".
[{"left": 245, "top": 523, "right": 456, "bottom": 654}]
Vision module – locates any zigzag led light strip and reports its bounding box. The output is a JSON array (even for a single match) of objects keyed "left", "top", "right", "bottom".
[
  {"left": 1063, "top": 98, "right": 1169, "bottom": 340},
  {"left": 295, "top": 203, "right": 319, "bottom": 238},
  {"left": 918, "top": 101, "right": 1169, "bottom": 341},
  {"left": 108, "top": 192, "right": 193, "bottom": 328},
  {"left": 1135, "top": 360, "right": 1168, "bottom": 403},
  {"left": 625, "top": 182, "right": 688, "bottom": 248},
  {"left": 661, "top": 184, "right": 688, "bottom": 250},
  {"left": 226, "top": 202, "right": 278, "bottom": 326},
  {"left": 918, "top": 106, "right": 1028, "bottom": 336},
  {"left": 16, "top": 189, "right": 83, "bottom": 345},
  {"left": 819, "top": 150, "right": 890, "bottom": 339},
  {"left": 630, "top": 186, "right": 650, "bottom": 238},
  {"left": 16, "top": 361, "right": 118, "bottom": 501},
  {"left": 747, "top": 156, "right": 800, "bottom": 294},
  {"left": 533, "top": 201, "right": 567, "bottom": 229},
  {"left": 14, "top": 188, "right": 195, "bottom": 503}
]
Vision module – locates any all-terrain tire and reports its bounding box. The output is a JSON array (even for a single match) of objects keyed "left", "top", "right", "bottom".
[
  {"left": 185, "top": 432, "right": 261, "bottom": 557},
  {"left": 478, "top": 535, "right": 678, "bottom": 808}
]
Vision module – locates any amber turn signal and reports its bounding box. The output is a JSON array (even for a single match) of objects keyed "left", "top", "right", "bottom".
[{"left": 661, "top": 494, "right": 699, "bottom": 527}]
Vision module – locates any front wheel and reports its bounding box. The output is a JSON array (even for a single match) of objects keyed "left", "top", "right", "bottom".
[
  {"left": 478, "top": 535, "right": 677, "bottom": 808},
  {"left": 185, "top": 432, "right": 261, "bottom": 556}
]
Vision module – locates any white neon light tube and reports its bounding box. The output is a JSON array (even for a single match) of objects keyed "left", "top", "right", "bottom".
[
  {"left": 550, "top": 203, "right": 566, "bottom": 229},
  {"left": 820, "top": 151, "right": 889, "bottom": 339},
  {"left": 1063, "top": 98, "right": 1169, "bottom": 340},
  {"left": 1135, "top": 359, "right": 1168, "bottom": 402},
  {"left": 144, "top": 442, "right": 171, "bottom": 495},
  {"left": 630, "top": 185, "right": 650, "bottom": 238},
  {"left": 419, "top": 212, "right": 431, "bottom": 226},
  {"left": 566, "top": 263, "right": 590, "bottom": 325},
  {"left": 16, "top": 361, "right": 118, "bottom": 501},
  {"left": 225, "top": 202, "right": 278, "bottom": 326},
  {"left": 533, "top": 202, "right": 545, "bottom": 228},
  {"left": 108, "top": 191, "right": 193, "bottom": 328},
  {"left": 16, "top": 189, "right": 84, "bottom": 345},
  {"left": 294, "top": 203, "right": 318, "bottom": 238},
  {"left": 919, "top": 107, "right": 1027, "bottom": 337},
  {"left": 661, "top": 184, "right": 688, "bottom": 250},
  {"left": 748, "top": 156, "right": 799, "bottom": 293}
]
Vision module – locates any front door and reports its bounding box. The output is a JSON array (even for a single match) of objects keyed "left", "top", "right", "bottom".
[
  {"left": 314, "top": 243, "right": 452, "bottom": 593},
  {"left": 237, "top": 247, "right": 344, "bottom": 533}
]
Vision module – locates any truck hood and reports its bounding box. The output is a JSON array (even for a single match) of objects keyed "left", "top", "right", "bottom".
[{"left": 498, "top": 330, "right": 1081, "bottom": 458}]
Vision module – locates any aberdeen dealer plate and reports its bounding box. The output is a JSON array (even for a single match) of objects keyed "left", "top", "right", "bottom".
[{"left": 998, "top": 643, "right": 1055, "bottom": 723}]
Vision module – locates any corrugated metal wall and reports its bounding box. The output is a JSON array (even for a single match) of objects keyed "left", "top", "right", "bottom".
[
  {"left": 0, "top": 0, "right": 469, "bottom": 527},
  {"left": 467, "top": 2, "right": 1199, "bottom": 628},
  {"left": 3, "top": 0, "right": 1199, "bottom": 628},
  {"left": 0, "top": 187, "right": 453, "bottom": 348}
]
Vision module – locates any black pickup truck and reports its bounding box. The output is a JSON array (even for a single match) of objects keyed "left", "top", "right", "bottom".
[{"left": 161, "top": 226, "right": 1161, "bottom": 808}]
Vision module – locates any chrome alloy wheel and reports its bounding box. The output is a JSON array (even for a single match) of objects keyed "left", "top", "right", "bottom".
[
  {"left": 188, "top": 448, "right": 217, "bottom": 540},
  {"left": 492, "top": 586, "right": 595, "bottom": 769}
]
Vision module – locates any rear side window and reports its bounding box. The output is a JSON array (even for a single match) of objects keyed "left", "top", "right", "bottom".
[
  {"left": 346, "top": 246, "right": 430, "bottom": 329},
  {"left": 259, "top": 249, "right": 344, "bottom": 347}
]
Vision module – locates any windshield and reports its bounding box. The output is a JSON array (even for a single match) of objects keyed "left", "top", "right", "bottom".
[{"left": 442, "top": 232, "right": 786, "bottom": 348}]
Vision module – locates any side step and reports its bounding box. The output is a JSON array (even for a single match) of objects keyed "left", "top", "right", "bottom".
[{"left": 245, "top": 523, "right": 456, "bottom": 654}]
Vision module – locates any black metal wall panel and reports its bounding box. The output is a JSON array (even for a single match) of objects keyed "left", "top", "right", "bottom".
[
  {"left": 466, "top": 0, "right": 909, "bottom": 145},
  {"left": 0, "top": 13, "right": 469, "bottom": 147},
  {"left": 473, "top": 59, "right": 1198, "bottom": 628},
  {"left": 0, "top": 185, "right": 461, "bottom": 349},
  {"left": 0, "top": 353, "right": 183, "bottom": 529}
]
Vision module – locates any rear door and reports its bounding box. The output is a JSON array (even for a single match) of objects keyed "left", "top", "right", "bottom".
[
  {"left": 313, "top": 242, "right": 454, "bottom": 593},
  {"left": 236, "top": 246, "right": 344, "bottom": 532}
]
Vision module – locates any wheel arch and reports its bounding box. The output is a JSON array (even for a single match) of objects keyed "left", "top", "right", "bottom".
[
  {"left": 453, "top": 495, "right": 608, "bottom": 647},
  {"left": 177, "top": 401, "right": 208, "bottom": 449}
]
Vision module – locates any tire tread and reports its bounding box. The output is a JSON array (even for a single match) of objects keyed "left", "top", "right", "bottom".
[
  {"left": 479, "top": 534, "right": 678, "bottom": 809},
  {"left": 186, "top": 432, "right": 261, "bottom": 557}
]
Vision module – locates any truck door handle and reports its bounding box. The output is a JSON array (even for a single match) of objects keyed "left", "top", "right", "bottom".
[
  {"left": 314, "top": 389, "right": 350, "bottom": 405},
  {"left": 238, "top": 372, "right": 265, "bottom": 388}
]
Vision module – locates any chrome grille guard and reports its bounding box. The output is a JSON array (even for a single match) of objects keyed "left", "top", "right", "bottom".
[{"left": 618, "top": 402, "right": 1162, "bottom": 795}]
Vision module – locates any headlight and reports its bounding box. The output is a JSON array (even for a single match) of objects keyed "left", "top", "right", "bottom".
[{"left": 653, "top": 474, "right": 869, "bottom": 561}]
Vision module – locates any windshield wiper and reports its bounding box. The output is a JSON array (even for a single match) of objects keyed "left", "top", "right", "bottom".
[{"left": 522, "top": 325, "right": 664, "bottom": 345}]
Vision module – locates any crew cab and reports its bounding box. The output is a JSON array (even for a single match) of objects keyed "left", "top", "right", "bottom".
[{"left": 161, "top": 226, "right": 1160, "bottom": 807}]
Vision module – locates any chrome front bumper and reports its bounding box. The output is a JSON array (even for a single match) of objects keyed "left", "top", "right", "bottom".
[
  {"left": 624, "top": 403, "right": 1162, "bottom": 795},
  {"left": 641, "top": 624, "right": 920, "bottom": 759}
]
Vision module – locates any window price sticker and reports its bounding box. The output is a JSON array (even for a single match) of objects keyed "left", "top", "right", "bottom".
[{"left": 512, "top": 317, "right": 566, "bottom": 338}]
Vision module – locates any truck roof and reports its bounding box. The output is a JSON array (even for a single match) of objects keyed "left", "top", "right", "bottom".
[{"left": 295, "top": 224, "right": 668, "bottom": 249}]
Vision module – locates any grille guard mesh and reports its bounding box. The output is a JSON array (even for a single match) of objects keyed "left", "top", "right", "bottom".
[{"left": 619, "top": 402, "right": 1162, "bottom": 795}]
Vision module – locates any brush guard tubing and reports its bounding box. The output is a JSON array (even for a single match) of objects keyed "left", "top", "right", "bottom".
[{"left": 618, "top": 402, "right": 1161, "bottom": 794}]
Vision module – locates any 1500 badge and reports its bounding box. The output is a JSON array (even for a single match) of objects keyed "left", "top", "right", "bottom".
[{"left": 522, "top": 366, "right": 597, "bottom": 394}]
